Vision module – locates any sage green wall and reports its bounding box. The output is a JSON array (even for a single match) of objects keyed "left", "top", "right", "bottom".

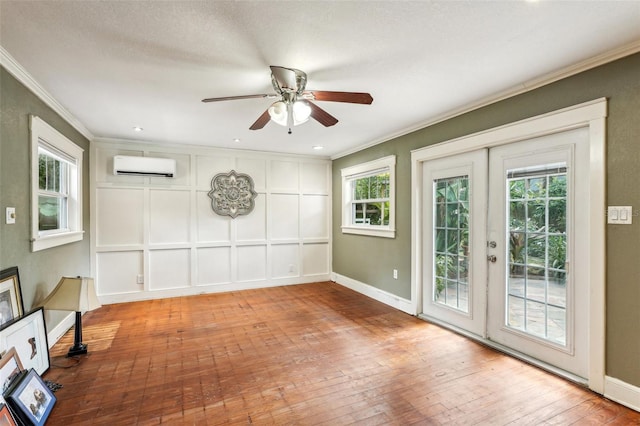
[
  {"left": 0, "top": 67, "right": 91, "bottom": 330},
  {"left": 333, "top": 52, "right": 640, "bottom": 387}
]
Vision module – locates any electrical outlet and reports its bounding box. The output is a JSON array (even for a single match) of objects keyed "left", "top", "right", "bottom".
[
  {"left": 393, "top": 269, "right": 398, "bottom": 279},
  {"left": 136, "top": 274, "right": 144, "bottom": 284}
]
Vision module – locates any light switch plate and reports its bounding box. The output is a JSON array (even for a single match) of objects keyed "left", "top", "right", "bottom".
[
  {"left": 5, "top": 207, "right": 15, "bottom": 224},
  {"left": 607, "top": 206, "right": 633, "bottom": 224}
]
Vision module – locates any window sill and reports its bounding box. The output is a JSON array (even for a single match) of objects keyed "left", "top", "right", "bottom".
[
  {"left": 32, "top": 230, "right": 84, "bottom": 252},
  {"left": 341, "top": 226, "right": 395, "bottom": 239}
]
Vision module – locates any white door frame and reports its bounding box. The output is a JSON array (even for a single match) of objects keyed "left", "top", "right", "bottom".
[{"left": 410, "top": 98, "right": 607, "bottom": 393}]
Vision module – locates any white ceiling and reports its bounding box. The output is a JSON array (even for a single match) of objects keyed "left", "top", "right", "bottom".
[{"left": 1, "top": 1, "right": 639, "bottom": 158}]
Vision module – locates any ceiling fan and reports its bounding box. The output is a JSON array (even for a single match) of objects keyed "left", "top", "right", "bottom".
[{"left": 202, "top": 66, "right": 373, "bottom": 134}]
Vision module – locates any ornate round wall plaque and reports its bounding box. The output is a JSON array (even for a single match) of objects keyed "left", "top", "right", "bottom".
[{"left": 208, "top": 170, "right": 258, "bottom": 218}]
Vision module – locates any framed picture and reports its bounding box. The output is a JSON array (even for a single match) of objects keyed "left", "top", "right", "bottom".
[
  {"left": 0, "top": 268, "right": 24, "bottom": 327},
  {"left": 0, "top": 403, "right": 18, "bottom": 426},
  {"left": 0, "top": 309, "right": 49, "bottom": 375},
  {"left": 0, "top": 348, "right": 23, "bottom": 395},
  {"left": 5, "top": 369, "right": 55, "bottom": 426}
]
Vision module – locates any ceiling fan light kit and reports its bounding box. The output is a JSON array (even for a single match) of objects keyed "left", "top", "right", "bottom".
[
  {"left": 202, "top": 66, "right": 373, "bottom": 134},
  {"left": 267, "top": 100, "right": 311, "bottom": 132}
]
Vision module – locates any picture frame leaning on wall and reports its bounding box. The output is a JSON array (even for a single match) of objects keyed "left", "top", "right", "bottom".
[
  {"left": 0, "top": 347, "right": 24, "bottom": 396},
  {"left": 4, "top": 368, "right": 56, "bottom": 426},
  {"left": 0, "top": 308, "right": 50, "bottom": 376},
  {"left": 0, "top": 268, "right": 24, "bottom": 327},
  {"left": 0, "top": 403, "right": 18, "bottom": 426}
]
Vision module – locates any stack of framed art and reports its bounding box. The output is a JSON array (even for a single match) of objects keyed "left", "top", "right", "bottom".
[
  {"left": 0, "top": 268, "right": 24, "bottom": 328},
  {"left": 0, "top": 267, "right": 55, "bottom": 425}
]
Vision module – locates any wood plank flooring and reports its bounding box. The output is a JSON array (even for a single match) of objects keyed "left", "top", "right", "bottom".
[{"left": 43, "top": 282, "right": 639, "bottom": 425}]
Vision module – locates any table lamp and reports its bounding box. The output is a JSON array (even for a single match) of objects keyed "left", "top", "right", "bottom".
[{"left": 41, "top": 276, "right": 101, "bottom": 357}]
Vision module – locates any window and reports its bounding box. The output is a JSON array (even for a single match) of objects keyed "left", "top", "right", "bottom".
[
  {"left": 30, "top": 116, "right": 84, "bottom": 251},
  {"left": 341, "top": 155, "right": 395, "bottom": 238}
]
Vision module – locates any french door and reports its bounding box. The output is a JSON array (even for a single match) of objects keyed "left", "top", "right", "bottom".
[
  {"left": 421, "top": 127, "right": 589, "bottom": 379},
  {"left": 421, "top": 150, "right": 488, "bottom": 337}
]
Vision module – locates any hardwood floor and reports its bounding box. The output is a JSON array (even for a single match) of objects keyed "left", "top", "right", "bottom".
[{"left": 43, "top": 282, "right": 639, "bottom": 425}]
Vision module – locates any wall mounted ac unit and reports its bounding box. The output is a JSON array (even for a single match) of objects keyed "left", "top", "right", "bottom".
[{"left": 113, "top": 155, "right": 176, "bottom": 177}]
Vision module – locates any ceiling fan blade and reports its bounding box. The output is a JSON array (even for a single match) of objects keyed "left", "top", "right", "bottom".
[
  {"left": 249, "top": 109, "right": 271, "bottom": 130},
  {"left": 303, "top": 90, "right": 373, "bottom": 104},
  {"left": 202, "top": 94, "right": 275, "bottom": 103},
  {"left": 307, "top": 101, "right": 338, "bottom": 127}
]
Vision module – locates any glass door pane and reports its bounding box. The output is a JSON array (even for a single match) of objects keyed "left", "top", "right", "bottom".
[
  {"left": 433, "top": 176, "right": 469, "bottom": 312},
  {"left": 506, "top": 165, "right": 567, "bottom": 345}
]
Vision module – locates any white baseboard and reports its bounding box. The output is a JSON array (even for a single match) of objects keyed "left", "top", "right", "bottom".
[
  {"left": 605, "top": 376, "right": 640, "bottom": 412},
  {"left": 47, "top": 312, "right": 75, "bottom": 349},
  {"left": 331, "top": 272, "right": 413, "bottom": 314},
  {"left": 98, "top": 274, "right": 332, "bottom": 305}
]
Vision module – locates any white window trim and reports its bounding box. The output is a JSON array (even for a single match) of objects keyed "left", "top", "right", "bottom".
[
  {"left": 30, "top": 115, "right": 84, "bottom": 251},
  {"left": 341, "top": 155, "right": 396, "bottom": 238}
]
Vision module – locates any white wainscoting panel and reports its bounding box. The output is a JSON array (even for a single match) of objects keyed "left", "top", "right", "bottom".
[
  {"left": 96, "top": 188, "right": 144, "bottom": 246},
  {"left": 272, "top": 244, "right": 300, "bottom": 278},
  {"left": 302, "top": 162, "right": 329, "bottom": 194},
  {"left": 196, "top": 247, "right": 231, "bottom": 285},
  {"left": 92, "top": 141, "right": 331, "bottom": 303},
  {"left": 237, "top": 245, "right": 267, "bottom": 282},
  {"left": 237, "top": 157, "right": 266, "bottom": 191},
  {"left": 303, "top": 243, "right": 329, "bottom": 276},
  {"left": 236, "top": 196, "right": 267, "bottom": 242},
  {"left": 271, "top": 160, "right": 299, "bottom": 192},
  {"left": 149, "top": 189, "right": 190, "bottom": 244},
  {"left": 96, "top": 251, "right": 143, "bottom": 294},
  {"left": 196, "top": 155, "right": 234, "bottom": 187},
  {"left": 149, "top": 249, "right": 190, "bottom": 290},
  {"left": 301, "top": 195, "right": 329, "bottom": 239},
  {"left": 196, "top": 191, "right": 231, "bottom": 243},
  {"left": 270, "top": 194, "right": 299, "bottom": 240}
]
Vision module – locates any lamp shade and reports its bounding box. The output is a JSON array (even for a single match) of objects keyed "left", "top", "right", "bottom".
[
  {"left": 41, "top": 277, "right": 101, "bottom": 312},
  {"left": 268, "top": 101, "right": 287, "bottom": 126}
]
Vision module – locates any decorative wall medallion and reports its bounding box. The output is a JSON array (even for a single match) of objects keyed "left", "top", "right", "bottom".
[{"left": 208, "top": 170, "right": 258, "bottom": 218}]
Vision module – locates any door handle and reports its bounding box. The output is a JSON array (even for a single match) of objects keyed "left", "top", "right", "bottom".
[{"left": 487, "top": 255, "right": 497, "bottom": 263}]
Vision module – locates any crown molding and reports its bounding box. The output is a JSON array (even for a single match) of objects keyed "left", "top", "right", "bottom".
[
  {"left": 332, "top": 39, "right": 640, "bottom": 160},
  {"left": 93, "top": 137, "right": 331, "bottom": 161},
  {"left": 0, "top": 46, "right": 94, "bottom": 141}
]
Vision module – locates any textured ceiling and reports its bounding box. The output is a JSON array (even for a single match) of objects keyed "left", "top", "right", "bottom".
[{"left": 1, "top": 1, "right": 639, "bottom": 158}]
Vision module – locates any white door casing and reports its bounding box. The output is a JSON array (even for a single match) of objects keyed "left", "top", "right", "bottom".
[{"left": 410, "top": 98, "right": 606, "bottom": 392}]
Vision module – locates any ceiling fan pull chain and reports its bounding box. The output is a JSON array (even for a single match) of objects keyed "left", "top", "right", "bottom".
[{"left": 287, "top": 102, "right": 294, "bottom": 134}]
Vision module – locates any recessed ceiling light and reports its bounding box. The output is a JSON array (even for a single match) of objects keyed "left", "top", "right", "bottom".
[
  {"left": 133, "top": 126, "right": 143, "bottom": 132},
  {"left": 312, "top": 146, "right": 324, "bottom": 150},
  {"left": 233, "top": 138, "right": 241, "bottom": 143}
]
